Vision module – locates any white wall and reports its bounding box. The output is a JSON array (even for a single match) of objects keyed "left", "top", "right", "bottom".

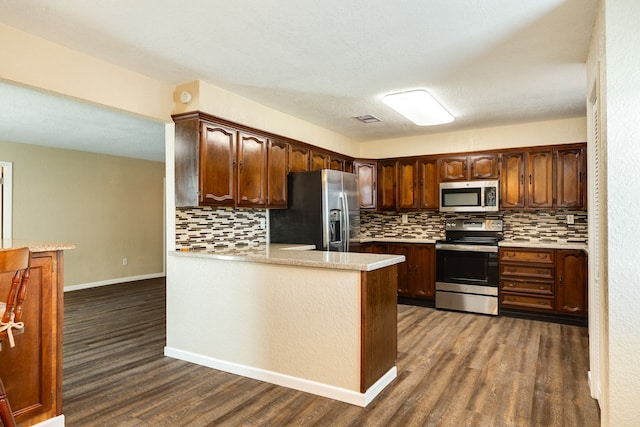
[{"left": 601, "top": 0, "right": 640, "bottom": 425}]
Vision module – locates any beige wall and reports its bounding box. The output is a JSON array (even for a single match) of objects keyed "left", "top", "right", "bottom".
[
  {"left": 1, "top": 140, "right": 165, "bottom": 287},
  {"left": 359, "top": 117, "right": 587, "bottom": 158},
  {"left": 0, "top": 24, "right": 174, "bottom": 123},
  {"left": 174, "top": 80, "right": 361, "bottom": 157}
]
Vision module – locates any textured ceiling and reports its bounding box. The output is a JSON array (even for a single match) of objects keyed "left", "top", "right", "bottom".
[{"left": 0, "top": 0, "right": 597, "bottom": 160}]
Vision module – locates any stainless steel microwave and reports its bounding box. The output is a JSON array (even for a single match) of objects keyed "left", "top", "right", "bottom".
[{"left": 439, "top": 180, "right": 499, "bottom": 212}]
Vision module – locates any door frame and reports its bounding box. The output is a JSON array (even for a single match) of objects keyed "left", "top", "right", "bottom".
[{"left": 0, "top": 161, "right": 12, "bottom": 240}]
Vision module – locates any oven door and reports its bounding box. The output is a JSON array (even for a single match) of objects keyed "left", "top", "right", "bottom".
[{"left": 435, "top": 244, "right": 499, "bottom": 315}]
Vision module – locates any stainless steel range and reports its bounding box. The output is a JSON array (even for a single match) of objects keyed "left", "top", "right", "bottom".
[{"left": 435, "top": 219, "right": 503, "bottom": 315}]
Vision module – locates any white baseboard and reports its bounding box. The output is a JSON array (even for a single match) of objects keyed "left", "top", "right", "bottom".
[
  {"left": 33, "top": 415, "right": 65, "bottom": 427},
  {"left": 64, "top": 273, "right": 165, "bottom": 292},
  {"left": 164, "top": 346, "right": 397, "bottom": 407}
]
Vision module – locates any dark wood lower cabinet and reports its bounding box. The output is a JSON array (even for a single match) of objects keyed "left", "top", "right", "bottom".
[
  {"left": 0, "top": 250, "right": 63, "bottom": 426},
  {"left": 499, "top": 247, "right": 587, "bottom": 325},
  {"left": 361, "top": 242, "right": 435, "bottom": 304}
]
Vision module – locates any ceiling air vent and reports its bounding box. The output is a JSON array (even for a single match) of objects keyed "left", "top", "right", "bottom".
[{"left": 355, "top": 114, "right": 381, "bottom": 124}]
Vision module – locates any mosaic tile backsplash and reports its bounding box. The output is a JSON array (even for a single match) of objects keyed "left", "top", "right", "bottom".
[
  {"left": 175, "top": 207, "right": 266, "bottom": 250},
  {"left": 175, "top": 207, "right": 587, "bottom": 249},
  {"left": 360, "top": 210, "right": 588, "bottom": 243}
]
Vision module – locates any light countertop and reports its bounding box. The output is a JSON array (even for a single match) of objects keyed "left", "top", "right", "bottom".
[
  {"left": 499, "top": 240, "right": 588, "bottom": 251},
  {"left": 170, "top": 244, "right": 405, "bottom": 272},
  {"left": 1, "top": 238, "right": 76, "bottom": 252}
]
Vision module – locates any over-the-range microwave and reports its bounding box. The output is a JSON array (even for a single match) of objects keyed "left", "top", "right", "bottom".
[{"left": 439, "top": 180, "right": 499, "bottom": 213}]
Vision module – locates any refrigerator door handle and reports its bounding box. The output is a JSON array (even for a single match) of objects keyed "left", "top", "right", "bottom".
[{"left": 341, "top": 191, "right": 350, "bottom": 252}]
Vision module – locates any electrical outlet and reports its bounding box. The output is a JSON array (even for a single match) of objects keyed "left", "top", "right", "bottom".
[
  {"left": 401, "top": 214, "right": 408, "bottom": 224},
  {"left": 566, "top": 214, "right": 575, "bottom": 225},
  {"left": 259, "top": 217, "right": 266, "bottom": 229},
  {"left": 122, "top": 257, "right": 128, "bottom": 266}
]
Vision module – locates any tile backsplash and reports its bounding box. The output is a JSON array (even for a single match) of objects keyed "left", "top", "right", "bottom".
[
  {"left": 175, "top": 207, "right": 266, "bottom": 250},
  {"left": 360, "top": 210, "right": 588, "bottom": 243},
  {"left": 175, "top": 207, "right": 587, "bottom": 249}
]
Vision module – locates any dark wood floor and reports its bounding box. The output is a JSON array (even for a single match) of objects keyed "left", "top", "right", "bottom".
[{"left": 62, "top": 278, "right": 600, "bottom": 426}]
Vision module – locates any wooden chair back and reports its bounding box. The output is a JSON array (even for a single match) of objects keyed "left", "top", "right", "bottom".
[{"left": 0, "top": 247, "right": 31, "bottom": 344}]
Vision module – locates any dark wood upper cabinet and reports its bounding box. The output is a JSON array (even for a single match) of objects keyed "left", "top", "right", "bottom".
[
  {"left": 417, "top": 157, "right": 439, "bottom": 210},
  {"left": 237, "top": 132, "right": 268, "bottom": 207},
  {"left": 355, "top": 161, "right": 377, "bottom": 210},
  {"left": 377, "top": 160, "right": 397, "bottom": 211},
  {"left": 310, "top": 150, "right": 329, "bottom": 171},
  {"left": 267, "top": 138, "right": 289, "bottom": 208},
  {"left": 329, "top": 156, "right": 345, "bottom": 171},
  {"left": 397, "top": 160, "right": 418, "bottom": 210},
  {"left": 200, "top": 122, "right": 237, "bottom": 206},
  {"left": 556, "top": 148, "right": 585, "bottom": 209},
  {"left": 469, "top": 154, "right": 499, "bottom": 180},
  {"left": 288, "top": 144, "right": 311, "bottom": 173},
  {"left": 501, "top": 152, "right": 526, "bottom": 209},
  {"left": 438, "top": 154, "right": 498, "bottom": 181},
  {"left": 527, "top": 150, "right": 554, "bottom": 209},
  {"left": 438, "top": 156, "right": 468, "bottom": 181}
]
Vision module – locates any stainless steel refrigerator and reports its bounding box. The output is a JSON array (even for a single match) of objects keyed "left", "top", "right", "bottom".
[{"left": 269, "top": 169, "right": 360, "bottom": 252}]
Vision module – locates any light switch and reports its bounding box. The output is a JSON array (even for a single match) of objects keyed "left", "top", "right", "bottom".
[
  {"left": 401, "top": 214, "right": 408, "bottom": 224},
  {"left": 567, "top": 214, "right": 575, "bottom": 225}
]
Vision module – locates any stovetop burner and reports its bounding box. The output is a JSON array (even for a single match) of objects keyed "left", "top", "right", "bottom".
[{"left": 441, "top": 219, "right": 504, "bottom": 245}]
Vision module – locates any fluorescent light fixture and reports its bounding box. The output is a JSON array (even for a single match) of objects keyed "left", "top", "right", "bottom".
[{"left": 382, "top": 89, "right": 454, "bottom": 126}]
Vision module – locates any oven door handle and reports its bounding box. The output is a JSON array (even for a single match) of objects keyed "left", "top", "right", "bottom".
[{"left": 435, "top": 243, "right": 498, "bottom": 253}]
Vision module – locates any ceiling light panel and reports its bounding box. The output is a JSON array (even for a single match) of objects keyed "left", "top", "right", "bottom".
[{"left": 382, "top": 89, "right": 454, "bottom": 126}]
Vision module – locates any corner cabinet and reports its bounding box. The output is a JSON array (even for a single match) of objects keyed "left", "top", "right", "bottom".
[
  {"left": 501, "top": 146, "right": 585, "bottom": 211},
  {"left": 173, "top": 112, "right": 290, "bottom": 209},
  {"left": 0, "top": 250, "right": 64, "bottom": 426},
  {"left": 362, "top": 242, "right": 435, "bottom": 303}
]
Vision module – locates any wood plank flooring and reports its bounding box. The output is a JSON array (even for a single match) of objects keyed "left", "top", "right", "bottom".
[{"left": 62, "top": 278, "right": 600, "bottom": 426}]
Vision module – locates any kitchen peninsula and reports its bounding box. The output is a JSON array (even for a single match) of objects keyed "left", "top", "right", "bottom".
[{"left": 165, "top": 244, "right": 404, "bottom": 407}]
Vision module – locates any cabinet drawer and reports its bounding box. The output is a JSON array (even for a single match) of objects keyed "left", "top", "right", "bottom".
[
  {"left": 499, "top": 249, "right": 554, "bottom": 263},
  {"left": 500, "top": 280, "right": 554, "bottom": 295},
  {"left": 500, "top": 293, "right": 554, "bottom": 312},
  {"left": 499, "top": 264, "right": 554, "bottom": 280}
]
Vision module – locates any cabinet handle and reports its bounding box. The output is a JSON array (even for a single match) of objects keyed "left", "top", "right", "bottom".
[
  {"left": 563, "top": 305, "right": 582, "bottom": 313},
  {"left": 537, "top": 253, "right": 547, "bottom": 259},
  {"left": 529, "top": 174, "right": 532, "bottom": 185},
  {"left": 579, "top": 172, "right": 582, "bottom": 183},
  {"left": 521, "top": 175, "right": 524, "bottom": 185},
  {"left": 239, "top": 160, "right": 243, "bottom": 173},
  {"left": 537, "top": 300, "right": 547, "bottom": 306},
  {"left": 507, "top": 283, "right": 515, "bottom": 287},
  {"left": 506, "top": 252, "right": 515, "bottom": 257},
  {"left": 539, "top": 285, "right": 547, "bottom": 290},
  {"left": 558, "top": 276, "right": 563, "bottom": 285}
]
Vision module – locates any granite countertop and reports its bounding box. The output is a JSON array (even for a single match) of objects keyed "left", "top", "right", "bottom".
[
  {"left": 499, "top": 240, "right": 588, "bottom": 251},
  {"left": 359, "top": 237, "right": 439, "bottom": 244},
  {"left": 170, "top": 244, "right": 405, "bottom": 272},
  {"left": 1, "top": 238, "right": 76, "bottom": 252}
]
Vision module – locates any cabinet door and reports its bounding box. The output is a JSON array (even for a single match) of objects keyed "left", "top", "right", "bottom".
[
  {"left": 200, "top": 122, "right": 236, "bottom": 206},
  {"left": 556, "top": 148, "right": 585, "bottom": 209},
  {"left": 556, "top": 250, "right": 587, "bottom": 316},
  {"left": 329, "top": 156, "right": 345, "bottom": 171},
  {"left": 377, "top": 161, "right": 397, "bottom": 211},
  {"left": 438, "top": 156, "right": 468, "bottom": 181},
  {"left": 501, "top": 152, "right": 526, "bottom": 209},
  {"left": 469, "top": 154, "right": 499, "bottom": 180},
  {"left": 237, "top": 132, "right": 268, "bottom": 207},
  {"left": 344, "top": 160, "right": 354, "bottom": 174},
  {"left": 396, "top": 160, "right": 417, "bottom": 210},
  {"left": 417, "top": 157, "right": 439, "bottom": 210},
  {"left": 310, "top": 150, "right": 329, "bottom": 171},
  {"left": 387, "top": 244, "right": 410, "bottom": 296},
  {"left": 355, "top": 161, "right": 377, "bottom": 210},
  {"left": 288, "top": 144, "right": 310, "bottom": 173},
  {"left": 267, "top": 139, "right": 288, "bottom": 208},
  {"left": 527, "top": 150, "right": 554, "bottom": 209},
  {"left": 411, "top": 244, "right": 435, "bottom": 299},
  {"left": 0, "top": 254, "right": 57, "bottom": 425}
]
